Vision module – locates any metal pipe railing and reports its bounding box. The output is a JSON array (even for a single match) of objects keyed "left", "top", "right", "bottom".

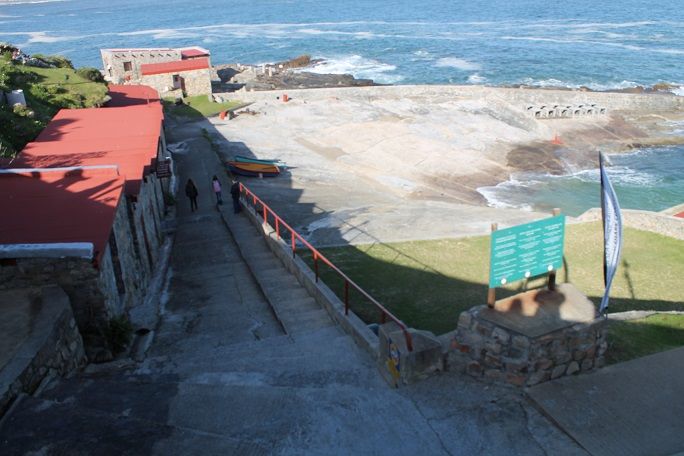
[{"left": 239, "top": 183, "right": 414, "bottom": 351}]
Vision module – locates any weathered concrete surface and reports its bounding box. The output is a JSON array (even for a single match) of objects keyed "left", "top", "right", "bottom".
[
  {"left": 528, "top": 347, "right": 684, "bottom": 456},
  {"left": 204, "top": 85, "right": 683, "bottom": 246},
  {"left": 0, "top": 119, "right": 586, "bottom": 455}
]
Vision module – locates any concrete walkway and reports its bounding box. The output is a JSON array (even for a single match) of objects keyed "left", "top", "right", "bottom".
[
  {"left": 0, "top": 121, "right": 584, "bottom": 455},
  {"left": 528, "top": 346, "right": 684, "bottom": 456}
]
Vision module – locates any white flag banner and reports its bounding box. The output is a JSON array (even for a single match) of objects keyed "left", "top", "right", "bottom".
[{"left": 599, "top": 152, "right": 623, "bottom": 314}]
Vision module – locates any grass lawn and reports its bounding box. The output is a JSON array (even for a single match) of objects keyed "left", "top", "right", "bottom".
[
  {"left": 607, "top": 314, "right": 684, "bottom": 364},
  {"left": 162, "top": 95, "right": 244, "bottom": 118},
  {"left": 303, "top": 222, "right": 684, "bottom": 336}
]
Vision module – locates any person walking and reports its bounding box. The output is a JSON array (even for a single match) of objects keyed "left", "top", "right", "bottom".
[
  {"left": 212, "top": 175, "right": 223, "bottom": 205},
  {"left": 230, "top": 179, "right": 241, "bottom": 214},
  {"left": 185, "top": 178, "right": 199, "bottom": 212}
]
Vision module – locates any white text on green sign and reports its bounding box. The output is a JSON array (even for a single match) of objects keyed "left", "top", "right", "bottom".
[{"left": 489, "top": 215, "right": 566, "bottom": 288}]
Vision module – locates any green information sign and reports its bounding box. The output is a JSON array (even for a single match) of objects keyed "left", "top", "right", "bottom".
[{"left": 489, "top": 215, "right": 566, "bottom": 288}]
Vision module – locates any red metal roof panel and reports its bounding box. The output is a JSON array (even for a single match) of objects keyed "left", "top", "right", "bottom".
[
  {"left": 107, "top": 84, "right": 160, "bottom": 107},
  {"left": 140, "top": 57, "right": 209, "bottom": 75},
  {"left": 180, "top": 48, "right": 210, "bottom": 59},
  {"left": 0, "top": 167, "right": 125, "bottom": 262}
]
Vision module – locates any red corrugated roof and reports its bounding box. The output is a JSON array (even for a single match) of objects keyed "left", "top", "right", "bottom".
[
  {"left": 140, "top": 57, "right": 209, "bottom": 75},
  {"left": 0, "top": 167, "right": 125, "bottom": 262},
  {"left": 107, "top": 84, "right": 160, "bottom": 107},
  {"left": 16, "top": 105, "right": 164, "bottom": 195},
  {"left": 181, "top": 48, "right": 210, "bottom": 59}
]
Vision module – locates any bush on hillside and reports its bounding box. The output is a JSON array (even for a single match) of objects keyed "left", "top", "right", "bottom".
[
  {"left": 76, "top": 67, "right": 105, "bottom": 83},
  {"left": 31, "top": 53, "right": 73, "bottom": 69}
]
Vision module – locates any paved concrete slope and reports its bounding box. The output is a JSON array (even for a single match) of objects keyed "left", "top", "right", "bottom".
[
  {"left": 0, "top": 121, "right": 587, "bottom": 455},
  {"left": 528, "top": 347, "right": 684, "bottom": 456}
]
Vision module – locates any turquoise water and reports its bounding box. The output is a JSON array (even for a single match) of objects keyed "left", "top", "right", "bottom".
[
  {"left": 478, "top": 146, "right": 684, "bottom": 216},
  {"left": 1, "top": 0, "right": 683, "bottom": 213}
]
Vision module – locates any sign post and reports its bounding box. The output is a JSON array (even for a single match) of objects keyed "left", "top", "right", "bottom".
[
  {"left": 488, "top": 214, "right": 566, "bottom": 307},
  {"left": 599, "top": 151, "right": 623, "bottom": 315}
]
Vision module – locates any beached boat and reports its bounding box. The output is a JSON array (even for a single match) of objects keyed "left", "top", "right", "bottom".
[
  {"left": 233, "top": 155, "right": 285, "bottom": 167},
  {"left": 227, "top": 161, "right": 280, "bottom": 177}
]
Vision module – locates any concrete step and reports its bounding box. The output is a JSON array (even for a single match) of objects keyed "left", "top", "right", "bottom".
[
  {"left": 274, "top": 296, "right": 321, "bottom": 313},
  {"left": 280, "top": 308, "right": 334, "bottom": 335},
  {"left": 266, "top": 289, "right": 314, "bottom": 307}
]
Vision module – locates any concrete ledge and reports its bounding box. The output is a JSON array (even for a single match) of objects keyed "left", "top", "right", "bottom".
[
  {"left": 576, "top": 207, "right": 684, "bottom": 240},
  {"left": 236, "top": 199, "right": 380, "bottom": 358},
  {"left": 0, "top": 286, "right": 86, "bottom": 416}
]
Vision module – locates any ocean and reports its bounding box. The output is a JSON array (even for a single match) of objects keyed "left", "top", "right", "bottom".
[{"left": 1, "top": 0, "right": 683, "bottom": 214}]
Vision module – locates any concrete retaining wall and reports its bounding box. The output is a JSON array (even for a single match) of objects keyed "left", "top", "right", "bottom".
[
  {"left": 0, "top": 286, "right": 86, "bottom": 417},
  {"left": 233, "top": 84, "right": 684, "bottom": 113},
  {"left": 577, "top": 208, "right": 684, "bottom": 240}
]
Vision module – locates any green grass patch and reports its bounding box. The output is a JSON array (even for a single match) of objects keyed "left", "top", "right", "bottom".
[
  {"left": 0, "top": 58, "right": 108, "bottom": 156},
  {"left": 303, "top": 222, "right": 684, "bottom": 335},
  {"left": 162, "top": 95, "right": 243, "bottom": 118},
  {"left": 607, "top": 314, "right": 684, "bottom": 364}
]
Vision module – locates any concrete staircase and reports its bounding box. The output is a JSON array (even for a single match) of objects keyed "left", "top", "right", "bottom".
[{"left": 221, "top": 209, "right": 336, "bottom": 338}]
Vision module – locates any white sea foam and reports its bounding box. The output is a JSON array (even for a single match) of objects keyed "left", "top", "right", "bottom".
[
  {"left": 304, "top": 55, "right": 404, "bottom": 84},
  {"left": 477, "top": 179, "right": 534, "bottom": 211},
  {"left": 3, "top": 31, "right": 84, "bottom": 44},
  {"left": 467, "top": 73, "right": 486, "bottom": 83},
  {"left": 0, "top": 0, "right": 68, "bottom": 4},
  {"left": 435, "top": 57, "right": 480, "bottom": 71},
  {"left": 671, "top": 86, "right": 684, "bottom": 96},
  {"left": 519, "top": 77, "right": 640, "bottom": 91}
]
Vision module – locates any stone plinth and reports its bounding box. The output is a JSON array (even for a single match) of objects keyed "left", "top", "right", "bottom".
[
  {"left": 453, "top": 283, "right": 607, "bottom": 387},
  {"left": 378, "top": 322, "right": 443, "bottom": 387}
]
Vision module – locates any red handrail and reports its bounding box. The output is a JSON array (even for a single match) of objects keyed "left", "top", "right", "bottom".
[{"left": 239, "top": 183, "right": 414, "bottom": 351}]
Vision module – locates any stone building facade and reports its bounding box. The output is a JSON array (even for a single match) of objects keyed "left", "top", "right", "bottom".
[
  {"left": 101, "top": 47, "right": 212, "bottom": 96},
  {"left": 140, "top": 65, "right": 212, "bottom": 97}
]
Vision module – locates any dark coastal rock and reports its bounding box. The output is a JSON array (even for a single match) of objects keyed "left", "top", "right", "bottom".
[{"left": 260, "top": 71, "right": 375, "bottom": 90}]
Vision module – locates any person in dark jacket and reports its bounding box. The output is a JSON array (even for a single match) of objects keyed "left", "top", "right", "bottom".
[
  {"left": 230, "top": 179, "right": 241, "bottom": 214},
  {"left": 185, "top": 178, "right": 199, "bottom": 212}
]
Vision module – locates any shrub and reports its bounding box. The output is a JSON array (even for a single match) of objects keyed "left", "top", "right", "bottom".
[
  {"left": 76, "top": 66, "right": 105, "bottom": 83},
  {"left": 106, "top": 315, "right": 133, "bottom": 355},
  {"left": 31, "top": 53, "right": 73, "bottom": 69}
]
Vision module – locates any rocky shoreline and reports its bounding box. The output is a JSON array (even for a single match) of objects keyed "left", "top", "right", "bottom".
[
  {"left": 215, "top": 55, "right": 377, "bottom": 92},
  {"left": 214, "top": 54, "right": 684, "bottom": 97}
]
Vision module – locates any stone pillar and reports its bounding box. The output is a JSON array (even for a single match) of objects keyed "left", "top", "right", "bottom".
[{"left": 378, "top": 322, "right": 443, "bottom": 387}]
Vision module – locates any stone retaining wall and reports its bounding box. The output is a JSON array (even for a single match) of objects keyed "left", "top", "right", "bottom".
[
  {"left": 450, "top": 305, "right": 607, "bottom": 387},
  {"left": 0, "top": 286, "right": 86, "bottom": 417}
]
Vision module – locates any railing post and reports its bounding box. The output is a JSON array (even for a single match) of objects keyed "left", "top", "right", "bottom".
[
  {"left": 291, "top": 231, "right": 296, "bottom": 258},
  {"left": 380, "top": 311, "right": 387, "bottom": 324},
  {"left": 275, "top": 218, "right": 280, "bottom": 239},
  {"left": 344, "top": 281, "right": 349, "bottom": 315},
  {"left": 263, "top": 205, "right": 267, "bottom": 224},
  {"left": 314, "top": 252, "right": 319, "bottom": 282},
  {"left": 403, "top": 330, "right": 414, "bottom": 352}
]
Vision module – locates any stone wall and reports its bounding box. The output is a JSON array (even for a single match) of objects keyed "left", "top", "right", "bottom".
[
  {"left": 101, "top": 49, "right": 181, "bottom": 83},
  {"left": 450, "top": 305, "right": 607, "bottom": 387},
  {"left": 0, "top": 286, "right": 86, "bottom": 417},
  {"left": 140, "top": 69, "right": 212, "bottom": 97},
  {"left": 0, "top": 257, "right": 106, "bottom": 330}
]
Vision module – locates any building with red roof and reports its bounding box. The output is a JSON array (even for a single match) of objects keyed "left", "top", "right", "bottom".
[
  {"left": 107, "top": 84, "right": 160, "bottom": 107},
  {"left": 101, "top": 47, "right": 213, "bottom": 97},
  {"left": 0, "top": 84, "right": 172, "bottom": 339},
  {"left": 0, "top": 166, "right": 124, "bottom": 262}
]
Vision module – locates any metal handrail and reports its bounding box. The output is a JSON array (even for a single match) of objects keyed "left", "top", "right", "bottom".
[{"left": 239, "top": 183, "right": 414, "bottom": 351}]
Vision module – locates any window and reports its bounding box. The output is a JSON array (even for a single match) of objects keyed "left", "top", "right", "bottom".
[{"left": 123, "top": 61, "right": 132, "bottom": 72}]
